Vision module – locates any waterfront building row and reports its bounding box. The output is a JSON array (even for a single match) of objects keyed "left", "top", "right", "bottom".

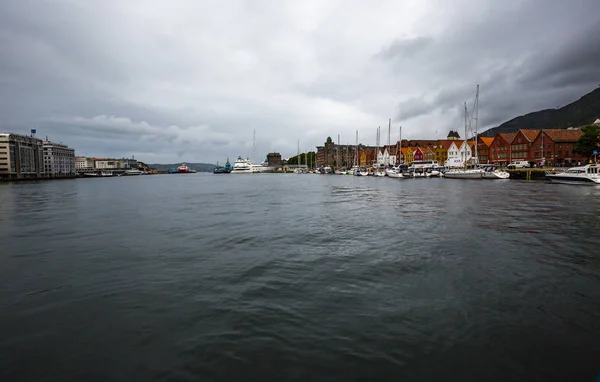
[
  {"left": 75, "top": 156, "right": 139, "bottom": 171},
  {"left": 315, "top": 122, "right": 597, "bottom": 168},
  {"left": 0, "top": 132, "right": 76, "bottom": 179}
]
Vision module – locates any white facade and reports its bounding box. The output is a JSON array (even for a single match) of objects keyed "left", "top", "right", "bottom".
[
  {"left": 377, "top": 148, "right": 396, "bottom": 166},
  {"left": 75, "top": 156, "right": 94, "bottom": 170},
  {"left": 43, "top": 140, "right": 76, "bottom": 176},
  {"left": 93, "top": 159, "right": 119, "bottom": 169},
  {"left": 118, "top": 158, "right": 138, "bottom": 169},
  {"left": 445, "top": 141, "right": 473, "bottom": 167}
]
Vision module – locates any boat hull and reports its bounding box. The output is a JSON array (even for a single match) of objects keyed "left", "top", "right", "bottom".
[
  {"left": 546, "top": 175, "right": 600, "bottom": 185},
  {"left": 482, "top": 171, "right": 510, "bottom": 179},
  {"left": 444, "top": 170, "right": 484, "bottom": 179}
]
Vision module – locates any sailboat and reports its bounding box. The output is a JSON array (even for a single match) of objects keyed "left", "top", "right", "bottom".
[
  {"left": 444, "top": 86, "right": 485, "bottom": 179},
  {"left": 386, "top": 124, "right": 404, "bottom": 178},
  {"left": 352, "top": 130, "right": 363, "bottom": 176}
]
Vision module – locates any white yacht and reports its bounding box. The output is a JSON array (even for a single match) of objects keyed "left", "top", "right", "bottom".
[
  {"left": 482, "top": 165, "right": 510, "bottom": 179},
  {"left": 231, "top": 156, "right": 253, "bottom": 173},
  {"left": 385, "top": 167, "right": 403, "bottom": 178},
  {"left": 444, "top": 168, "right": 484, "bottom": 179},
  {"left": 546, "top": 164, "right": 600, "bottom": 185}
]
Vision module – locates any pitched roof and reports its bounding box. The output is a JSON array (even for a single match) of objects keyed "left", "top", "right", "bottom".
[
  {"left": 498, "top": 132, "right": 516, "bottom": 143},
  {"left": 543, "top": 129, "right": 583, "bottom": 142},
  {"left": 402, "top": 139, "right": 437, "bottom": 148},
  {"left": 436, "top": 140, "right": 454, "bottom": 149},
  {"left": 479, "top": 137, "right": 494, "bottom": 147},
  {"left": 594, "top": 119, "right": 600, "bottom": 125},
  {"left": 519, "top": 129, "right": 540, "bottom": 142}
]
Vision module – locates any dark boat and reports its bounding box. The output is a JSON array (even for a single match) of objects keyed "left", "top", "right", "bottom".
[{"left": 213, "top": 158, "right": 233, "bottom": 174}]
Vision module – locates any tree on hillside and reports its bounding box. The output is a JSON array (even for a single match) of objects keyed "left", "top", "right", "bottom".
[
  {"left": 573, "top": 124, "right": 600, "bottom": 157},
  {"left": 287, "top": 152, "right": 316, "bottom": 166}
]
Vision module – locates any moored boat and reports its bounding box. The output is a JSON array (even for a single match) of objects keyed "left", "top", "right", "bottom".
[
  {"left": 546, "top": 164, "right": 600, "bottom": 184},
  {"left": 124, "top": 168, "right": 143, "bottom": 175},
  {"left": 444, "top": 168, "right": 484, "bottom": 179},
  {"left": 177, "top": 163, "right": 191, "bottom": 173},
  {"left": 482, "top": 165, "right": 510, "bottom": 179},
  {"left": 385, "top": 167, "right": 403, "bottom": 178},
  {"left": 231, "top": 156, "right": 253, "bottom": 173},
  {"left": 213, "top": 158, "right": 233, "bottom": 174}
]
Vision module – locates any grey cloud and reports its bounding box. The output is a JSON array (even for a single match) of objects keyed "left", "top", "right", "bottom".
[
  {"left": 376, "top": 36, "right": 434, "bottom": 61},
  {"left": 1, "top": 0, "right": 599, "bottom": 163}
]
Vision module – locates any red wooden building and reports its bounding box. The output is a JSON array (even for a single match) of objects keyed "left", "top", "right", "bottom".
[
  {"left": 489, "top": 132, "right": 516, "bottom": 165},
  {"left": 510, "top": 129, "right": 540, "bottom": 162},
  {"left": 531, "top": 129, "right": 585, "bottom": 166}
]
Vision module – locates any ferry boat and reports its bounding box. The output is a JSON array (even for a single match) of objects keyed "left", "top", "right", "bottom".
[
  {"left": 231, "top": 156, "right": 253, "bottom": 173},
  {"left": 546, "top": 164, "right": 600, "bottom": 185}
]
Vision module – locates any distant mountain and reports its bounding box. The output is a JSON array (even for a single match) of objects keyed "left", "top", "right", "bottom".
[
  {"left": 480, "top": 87, "right": 600, "bottom": 137},
  {"left": 148, "top": 162, "right": 216, "bottom": 172}
]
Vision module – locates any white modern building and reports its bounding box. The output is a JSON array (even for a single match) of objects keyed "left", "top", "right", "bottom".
[
  {"left": 93, "top": 159, "right": 119, "bottom": 169},
  {"left": 0, "top": 132, "right": 44, "bottom": 179},
  {"left": 43, "top": 140, "right": 76, "bottom": 176},
  {"left": 75, "top": 156, "right": 94, "bottom": 170}
]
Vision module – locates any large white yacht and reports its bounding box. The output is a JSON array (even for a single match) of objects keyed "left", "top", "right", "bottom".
[
  {"left": 230, "top": 157, "right": 253, "bottom": 173},
  {"left": 546, "top": 164, "right": 600, "bottom": 185}
]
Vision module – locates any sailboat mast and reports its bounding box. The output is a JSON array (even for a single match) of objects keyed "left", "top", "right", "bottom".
[
  {"left": 464, "top": 102, "right": 468, "bottom": 170},
  {"left": 473, "top": 84, "right": 479, "bottom": 166},
  {"left": 337, "top": 134, "right": 340, "bottom": 171},
  {"left": 375, "top": 126, "right": 381, "bottom": 167},
  {"left": 399, "top": 125, "right": 402, "bottom": 164},
  {"left": 355, "top": 130, "right": 359, "bottom": 167}
]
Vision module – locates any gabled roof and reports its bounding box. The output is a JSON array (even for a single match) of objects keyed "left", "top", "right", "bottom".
[
  {"left": 497, "top": 132, "right": 516, "bottom": 144},
  {"left": 436, "top": 140, "right": 454, "bottom": 150},
  {"left": 519, "top": 129, "right": 540, "bottom": 142},
  {"left": 448, "top": 141, "right": 461, "bottom": 149},
  {"left": 478, "top": 137, "right": 494, "bottom": 147},
  {"left": 543, "top": 129, "right": 583, "bottom": 142},
  {"left": 594, "top": 119, "right": 600, "bottom": 125}
]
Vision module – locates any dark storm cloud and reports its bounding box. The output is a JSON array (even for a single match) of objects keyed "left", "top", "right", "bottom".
[
  {"left": 0, "top": 0, "right": 599, "bottom": 162},
  {"left": 377, "top": 0, "right": 600, "bottom": 132}
]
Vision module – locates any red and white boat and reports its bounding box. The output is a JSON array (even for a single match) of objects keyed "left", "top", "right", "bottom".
[{"left": 177, "top": 163, "right": 196, "bottom": 173}]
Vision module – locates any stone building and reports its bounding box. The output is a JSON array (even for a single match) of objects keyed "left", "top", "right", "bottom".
[
  {"left": 43, "top": 139, "right": 76, "bottom": 177},
  {"left": 267, "top": 152, "right": 282, "bottom": 167},
  {"left": 316, "top": 136, "right": 378, "bottom": 168},
  {"left": 0, "top": 132, "right": 44, "bottom": 179}
]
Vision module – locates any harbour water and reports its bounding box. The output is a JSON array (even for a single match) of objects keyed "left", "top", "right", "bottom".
[{"left": 1, "top": 174, "right": 599, "bottom": 381}]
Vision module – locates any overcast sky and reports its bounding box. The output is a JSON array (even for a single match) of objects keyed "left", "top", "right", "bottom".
[{"left": 1, "top": 0, "right": 599, "bottom": 163}]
